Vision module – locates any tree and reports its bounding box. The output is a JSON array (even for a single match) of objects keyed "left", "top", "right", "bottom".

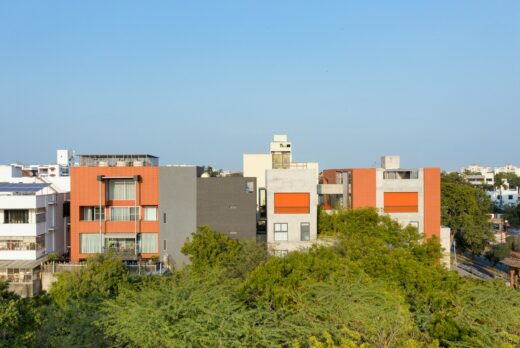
[
  {"left": 504, "top": 204, "right": 520, "bottom": 227},
  {"left": 495, "top": 172, "right": 520, "bottom": 189},
  {"left": 441, "top": 172, "right": 493, "bottom": 254}
]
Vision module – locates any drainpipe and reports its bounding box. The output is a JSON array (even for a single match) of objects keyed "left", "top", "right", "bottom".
[{"left": 134, "top": 175, "right": 138, "bottom": 257}]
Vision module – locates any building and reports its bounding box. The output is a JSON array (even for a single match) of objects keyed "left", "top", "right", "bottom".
[
  {"left": 321, "top": 156, "right": 441, "bottom": 239},
  {"left": 460, "top": 163, "right": 520, "bottom": 187},
  {"left": 243, "top": 135, "right": 319, "bottom": 252},
  {"left": 243, "top": 135, "right": 318, "bottom": 215},
  {"left": 70, "top": 154, "right": 160, "bottom": 263},
  {"left": 159, "top": 166, "right": 257, "bottom": 266},
  {"left": 266, "top": 169, "right": 318, "bottom": 255},
  {"left": 71, "top": 157, "right": 257, "bottom": 267},
  {"left": 487, "top": 186, "right": 519, "bottom": 208},
  {"left": 0, "top": 182, "right": 68, "bottom": 296}
]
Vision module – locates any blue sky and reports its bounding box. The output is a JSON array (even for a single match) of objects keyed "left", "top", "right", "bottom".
[{"left": 0, "top": 1, "right": 518, "bottom": 171}]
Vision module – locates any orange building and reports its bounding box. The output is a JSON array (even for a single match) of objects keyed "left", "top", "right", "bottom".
[
  {"left": 320, "top": 156, "right": 441, "bottom": 239},
  {"left": 70, "top": 155, "right": 160, "bottom": 262}
]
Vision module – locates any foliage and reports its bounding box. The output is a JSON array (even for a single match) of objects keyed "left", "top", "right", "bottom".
[
  {"left": 504, "top": 204, "right": 520, "bottom": 227},
  {"left": 494, "top": 172, "right": 520, "bottom": 189},
  {"left": 441, "top": 172, "right": 493, "bottom": 254},
  {"left": 3, "top": 211, "right": 520, "bottom": 347}
]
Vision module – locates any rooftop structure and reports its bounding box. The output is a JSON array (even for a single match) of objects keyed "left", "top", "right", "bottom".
[{"left": 78, "top": 154, "right": 159, "bottom": 167}]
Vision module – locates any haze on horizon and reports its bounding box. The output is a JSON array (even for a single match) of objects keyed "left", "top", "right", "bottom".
[{"left": 0, "top": 1, "right": 518, "bottom": 172}]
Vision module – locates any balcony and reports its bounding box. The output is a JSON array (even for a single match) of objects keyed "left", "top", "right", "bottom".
[
  {"left": 0, "top": 223, "right": 46, "bottom": 237},
  {"left": 102, "top": 247, "right": 138, "bottom": 261}
]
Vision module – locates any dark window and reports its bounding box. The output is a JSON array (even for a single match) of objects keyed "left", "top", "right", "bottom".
[
  {"left": 163, "top": 239, "right": 167, "bottom": 251},
  {"left": 4, "top": 210, "right": 29, "bottom": 224},
  {"left": 163, "top": 213, "right": 167, "bottom": 223},
  {"left": 300, "top": 222, "right": 310, "bottom": 241}
]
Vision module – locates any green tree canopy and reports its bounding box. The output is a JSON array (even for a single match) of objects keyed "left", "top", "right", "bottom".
[{"left": 441, "top": 172, "right": 493, "bottom": 254}]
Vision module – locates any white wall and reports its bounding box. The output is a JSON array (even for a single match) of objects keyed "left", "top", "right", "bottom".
[
  {"left": 266, "top": 169, "right": 318, "bottom": 253},
  {"left": 243, "top": 154, "right": 272, "bottom": 205}
]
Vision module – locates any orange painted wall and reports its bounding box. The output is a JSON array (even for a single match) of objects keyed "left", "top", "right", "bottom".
[
  {"left": 351, "top": 169, "right": 376, "bottom": 208},
  {"left": 384, "top": 192, "right": 419, "bottom": 213},
  {"left": 70, "top": 166, "right": 159, "bottom": 262},
  {"left": 423, "top": 168, "right": 441, "bottom": 239},
  {"left": 274, "top": 192, "right": 310, "bottom": 214}
]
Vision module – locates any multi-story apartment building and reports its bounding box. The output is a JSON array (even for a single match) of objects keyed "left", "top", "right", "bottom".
[
  {"left": 243, "top": 135, "right": 319, "bottom": 252},
  {"left": 266, "top": 169, "right": 318, "bottom": 255},
  {"left": 461, "top": 163, "right": 520, "bottom": 187},
  {"left": 71, "top": 154, "right": 160, "bottom": 263},
  {"left": 0, "top": 182, "right": 68, "bottom": 296},
  {"left": 321, "top": 156, "right": 441, "bottom": 239},
  {"left": 71, "top": 157, "right": 257, "bottom": 266}
]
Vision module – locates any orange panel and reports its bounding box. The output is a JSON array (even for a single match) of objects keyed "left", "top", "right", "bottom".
[
  {"left": 274, "top": 193, "right": 310, "bottom": 214},
  {"left": 351, "top": 169, "right": 376, "bottom": 208},
  {"left": 384, "top": 192, "right": 418, "bottom": 213},
  {"left": 424, "top": 168, "right": 441, "bottom": 239}
]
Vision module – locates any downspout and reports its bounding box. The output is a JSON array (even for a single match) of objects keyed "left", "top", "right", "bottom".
[
  {"left": 134, "top": 176, "right": 138, "bottom": 257},
  {"left": 98, "top": 176, "right": 103, "bottom": 253}
]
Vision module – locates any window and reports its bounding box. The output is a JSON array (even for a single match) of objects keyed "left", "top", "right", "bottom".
[
  {"left": 80, "top": 207, "right": 105, "bottom": 221},
  {"left": 163, "top": 213, "right": 167, "bottom": 223},
  {"left": 274, "top": 223, "right": 288, "bottom": 241},
  {"left": 110, "top": 207, "right": 139, "bottom": 221},
  {"left": 497, "top": 195, "right": 502, "bottom": 200},
  {"left": 509, "top": 195, "right": 514, "bottom": 200},
  {"left": 108, "top": 179, "right": 136, "bottom": 200},
  {"left": 80, "top": 234, "right": 101, "bottom": 253},
  {"left": 274, "top": 193, "right": 310, "bottom": 214},
  {"left": 409, "top": 221, "right": 419, "bottom": 229},
  {"left": 104, "top": 237, "right": 135, "bottom": 253},
  {"left": 4, "top": 210, "right": 29, "bottom": 224},
  {"left": 163, "top": 239, "right": 167, "bottom": 251},
  {"left": 143, "top": 206, "right": 158, "bottom": 221},
  {"left": 139, "top": 233, "right": 158, "bottom": 253},
  {"left": 300, "top": 223, "right": 310, "bottom": 241},
  {"left": 36, "top": 208, "right": 46, "bottom": 223},
  {"left": 274, "top": 250, "right": 288, "bottom": 257},
  {"left": 245, "top": 181, "right": 254, "bottom": 193},
  {"left": 0, "top": 236, "right": 44, "bottom": 251}
]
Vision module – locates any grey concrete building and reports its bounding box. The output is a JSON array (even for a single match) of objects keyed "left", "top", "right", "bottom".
[{"left": 159, "top": 167, "right": 257, "bottom": 268}]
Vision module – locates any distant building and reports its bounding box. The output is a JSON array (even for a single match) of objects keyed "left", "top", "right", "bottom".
[
  {"left": 321, "top": 156, "right": 441, "bottom": 239},
  {"left": 460, "top": 163, "right": 520, "bottom": 187}
]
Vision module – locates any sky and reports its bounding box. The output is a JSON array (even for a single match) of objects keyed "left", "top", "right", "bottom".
[{"left": 0, "top": 1, "right": 518, "bottom": 171}]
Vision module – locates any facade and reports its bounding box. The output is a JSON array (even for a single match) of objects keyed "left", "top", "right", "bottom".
[
  {"left": 487, "top": 187, "right": 519, "bottom": 208},
  {"left": 321, "top": 156, "right": 441, "bottom": 239},
  {"left": 159, "top": 166, "right": 257, "bottom": 267},
  {"left": 243, "top": 135, "right": 319, "bottom": 252},
  {"left": 0, "top": 183, "right": 68, "bottom": 296},
  {"left": 266, "top": 169, "right": 318, "bottom": 255},
  {"left": 70, "top": 155, "right": 160, "bottom": 263},
  {"left": 461, "top": 163, "right": 520, "bottom": 187}
]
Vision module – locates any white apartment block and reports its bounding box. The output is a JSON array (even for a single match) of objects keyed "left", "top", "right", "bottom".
[
  {"left": 266, "top": 169, "right": 318, "bottom": 255},
  {"left": 461, "top": 163, "right": 520, "bottom": 187}
]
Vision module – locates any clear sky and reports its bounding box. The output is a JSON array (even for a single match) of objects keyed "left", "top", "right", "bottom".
[{"left": 0, "top": 1, "right": 518, "bottom": 171}]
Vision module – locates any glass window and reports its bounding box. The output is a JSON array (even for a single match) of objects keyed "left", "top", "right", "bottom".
[
  {"left": 300, "top": 222, "right": 310, "bottom": 241},
  {"left": 274, "top": 223, "right": 288, "bottom": 241},
  {"left": 139, "top": 233, "right": 158, "bottom": 253},
  {"left": 4, "top": 210, "right": 29, "bottom": 224},
  {"left": 80, "top": 207, "right": 105, "bottom": 221},
  {"left": 0, "top": 236, "right": 44, "bottom": 251},
  {"left": 110, "top": 207, "right": 139, "bottom": 221},
  {"left": 80, "top": 234, "right": 101, "bottom": 253},
  {"left": 143, "top": 206, "right": 158, "bottom": 221},
  {"left": 245, "top": 181, "right": 254, "bottom": 193},
  {"left": 36, "top": 208, "right": 46, "bottom": 223},
  {"left": 108, "top": 179, "right": 136, "bottom": 200},
  {"left": 105, "top": 237, "right": 135, "bottom": 253},
  {"left": 409, "top": 221, "right": 419, "bottom": 229}
]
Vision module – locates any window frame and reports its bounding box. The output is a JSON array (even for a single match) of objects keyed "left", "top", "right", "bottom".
[{"left": 274, "top": 223, "right": 288, "bottom": 241}]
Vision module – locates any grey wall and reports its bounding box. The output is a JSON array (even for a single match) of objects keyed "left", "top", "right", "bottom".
[
  {"left": 197, "top": 177, "right": 257, "bottom": 241},
  {"left": 159, "top": 167, "right": 198, "bottom": 267}
]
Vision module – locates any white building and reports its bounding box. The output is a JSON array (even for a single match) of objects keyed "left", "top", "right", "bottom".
[
  {"left": 243, "top": 135, "right": 319, "bottom": 253},
  {"left": 487, "top": 186, "right": 519, "bottom": 208},
  {"left": 266, "top": 169, "right": 318, "bottom": 255},
  {"left": 0, "top": 150, "right": 71, "bottom": 296},
  {"left": 460, "top": 163, "right": 520, "bottom": 187},
  {"left": 0, "top": 183, "right": 68, "bottom": 296}
]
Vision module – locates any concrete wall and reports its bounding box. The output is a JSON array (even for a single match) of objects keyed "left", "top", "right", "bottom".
[
  {"left": 159, "top": 166, "right": 198, "bottom": 268},
  {"left": 196, "top": 177, "right": 257, "bottom": 240},
  {"left": 243, "top": 154, "right": 272, "bottom": 206},
  {"left": 266, "top": 169, "right": 318, "bottom": 253},
  {"left": 376, "top": 168, "right": 425, "bottom": 233}
]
